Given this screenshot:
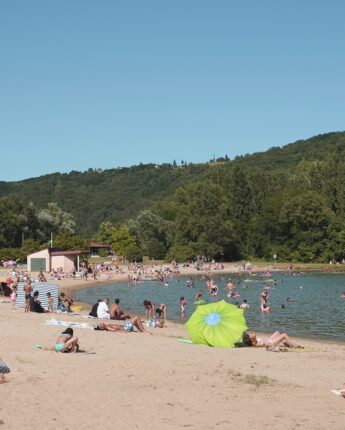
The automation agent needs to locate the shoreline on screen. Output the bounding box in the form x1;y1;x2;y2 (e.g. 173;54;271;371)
3;263;345;345
53;267;345;346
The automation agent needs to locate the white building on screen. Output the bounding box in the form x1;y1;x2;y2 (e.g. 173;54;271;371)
27;248;89;273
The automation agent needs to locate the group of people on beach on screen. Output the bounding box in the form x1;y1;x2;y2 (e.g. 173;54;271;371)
21;280;75;314
88;296;168;329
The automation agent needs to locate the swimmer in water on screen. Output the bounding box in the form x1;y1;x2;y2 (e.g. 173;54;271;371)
262;303;271;312
260;287;269;311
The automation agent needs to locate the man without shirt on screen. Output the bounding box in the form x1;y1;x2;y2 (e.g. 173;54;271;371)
109;298;131;320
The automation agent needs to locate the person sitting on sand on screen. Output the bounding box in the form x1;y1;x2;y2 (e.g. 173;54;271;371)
109;298;131;320
89;299;101;317
97;297;110;319
30;291;47;313
154;309;166;327
94;316;146;333
54;327;79;352
59;293;74;314
242;331;299;348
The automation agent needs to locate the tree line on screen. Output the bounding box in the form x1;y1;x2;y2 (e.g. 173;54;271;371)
1;131;345;263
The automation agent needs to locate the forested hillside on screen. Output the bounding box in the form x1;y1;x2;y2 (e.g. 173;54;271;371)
0;163;210;236
1;131;345;263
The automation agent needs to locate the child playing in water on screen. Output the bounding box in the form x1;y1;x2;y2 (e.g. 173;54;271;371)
180;297;187;313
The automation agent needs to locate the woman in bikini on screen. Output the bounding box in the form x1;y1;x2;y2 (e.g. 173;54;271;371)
94;315;146;333
243;331;298;348
54;328;79;352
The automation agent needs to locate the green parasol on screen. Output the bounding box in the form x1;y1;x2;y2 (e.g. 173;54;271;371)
185;300;247;348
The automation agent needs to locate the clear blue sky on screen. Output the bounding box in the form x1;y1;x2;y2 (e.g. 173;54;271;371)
1;0;344;181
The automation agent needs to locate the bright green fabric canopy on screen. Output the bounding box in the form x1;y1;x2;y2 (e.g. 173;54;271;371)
185;300;247;348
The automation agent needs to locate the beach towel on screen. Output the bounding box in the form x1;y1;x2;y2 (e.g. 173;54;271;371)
44;319;94;329
266;346;327;353
178;338;193;344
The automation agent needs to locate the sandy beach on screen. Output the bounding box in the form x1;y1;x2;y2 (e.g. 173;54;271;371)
1;264;345;429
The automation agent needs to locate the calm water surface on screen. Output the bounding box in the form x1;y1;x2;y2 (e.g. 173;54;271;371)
75;272;345;341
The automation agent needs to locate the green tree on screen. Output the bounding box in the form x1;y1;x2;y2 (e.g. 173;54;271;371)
0;196;40;247
172;182;234;259
165;244;195;262
95;221;117;244
53;234;88;251
278;192;335;261
38;203;75;238
111;225;142;261
128;210;174;258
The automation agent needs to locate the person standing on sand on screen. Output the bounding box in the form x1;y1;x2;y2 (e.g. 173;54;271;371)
23;280;33;312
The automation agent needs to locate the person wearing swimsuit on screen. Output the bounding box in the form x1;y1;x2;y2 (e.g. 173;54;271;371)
243;331;298;348
54;328;79;352
94;316;146;333
23;281;33;313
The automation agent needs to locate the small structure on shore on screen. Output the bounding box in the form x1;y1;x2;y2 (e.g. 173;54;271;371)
27;248;89;273
88;242;111;256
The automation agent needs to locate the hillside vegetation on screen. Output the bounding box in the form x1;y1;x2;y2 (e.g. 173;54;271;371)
1;131;345;263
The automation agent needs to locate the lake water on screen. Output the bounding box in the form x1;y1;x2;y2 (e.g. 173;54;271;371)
74;272;345;342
